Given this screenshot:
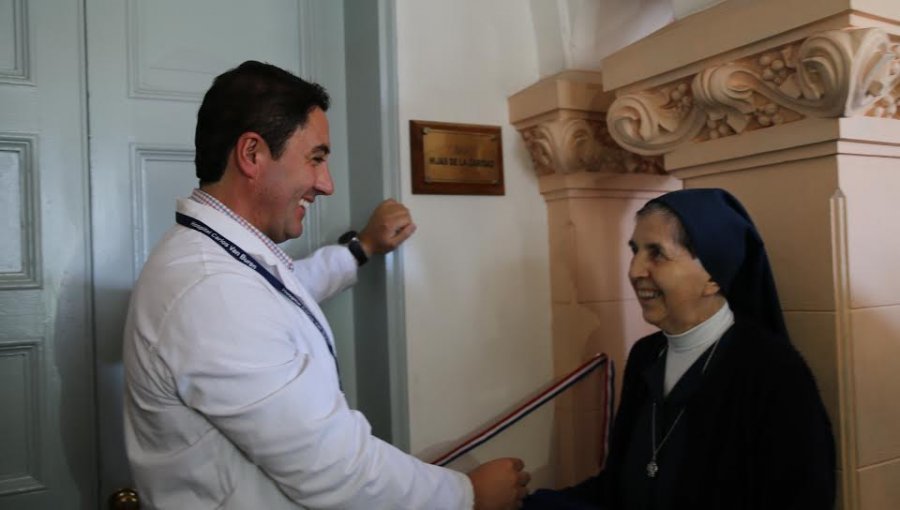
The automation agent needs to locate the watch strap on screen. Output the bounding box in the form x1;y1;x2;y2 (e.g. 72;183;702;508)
338;230;368;267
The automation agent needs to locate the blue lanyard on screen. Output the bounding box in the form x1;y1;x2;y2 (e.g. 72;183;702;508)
175;212;340;377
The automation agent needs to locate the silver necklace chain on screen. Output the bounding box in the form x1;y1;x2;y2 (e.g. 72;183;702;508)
646;338;721;479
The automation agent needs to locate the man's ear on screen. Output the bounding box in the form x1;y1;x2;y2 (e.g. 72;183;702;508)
234;132;268;179
703;278;722;297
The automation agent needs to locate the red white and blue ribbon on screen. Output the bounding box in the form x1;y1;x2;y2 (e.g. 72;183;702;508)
431;353;615;467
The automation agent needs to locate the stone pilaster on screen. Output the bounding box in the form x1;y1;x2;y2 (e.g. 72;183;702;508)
509;70;678;487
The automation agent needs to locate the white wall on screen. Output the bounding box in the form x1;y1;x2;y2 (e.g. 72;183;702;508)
393;0;556;486
671;0;727;19
530;0;674;76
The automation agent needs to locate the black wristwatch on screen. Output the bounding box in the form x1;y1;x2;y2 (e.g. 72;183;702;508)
338;230;368;267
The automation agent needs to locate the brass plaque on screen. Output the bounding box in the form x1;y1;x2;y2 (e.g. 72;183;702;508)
410;120;504;195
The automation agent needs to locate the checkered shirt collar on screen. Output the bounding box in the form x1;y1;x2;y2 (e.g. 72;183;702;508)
189;188;294;271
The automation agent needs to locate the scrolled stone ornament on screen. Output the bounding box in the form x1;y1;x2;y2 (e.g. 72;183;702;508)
692;63;759;135
606;88;707;156
706;28;900;119
605;27;900;156
521;125;558;176
559;118;606;173
790;28;894;116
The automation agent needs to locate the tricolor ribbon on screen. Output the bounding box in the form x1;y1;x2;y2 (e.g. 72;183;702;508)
431;353;615;467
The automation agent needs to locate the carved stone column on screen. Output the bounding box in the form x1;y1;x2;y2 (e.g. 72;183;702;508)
509;70;678;487
602;2;900;508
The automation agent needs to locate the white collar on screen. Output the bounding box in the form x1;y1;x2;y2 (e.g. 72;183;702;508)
664;302;734;353
176;197;289;273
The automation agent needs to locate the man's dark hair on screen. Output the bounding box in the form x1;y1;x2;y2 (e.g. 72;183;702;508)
636;200;696;257
195;60;330;184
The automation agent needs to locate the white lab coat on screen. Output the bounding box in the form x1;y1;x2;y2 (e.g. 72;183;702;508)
123;198;473;509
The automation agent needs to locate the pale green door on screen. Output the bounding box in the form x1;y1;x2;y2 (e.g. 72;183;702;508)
0;0;97;508
0;2;402;507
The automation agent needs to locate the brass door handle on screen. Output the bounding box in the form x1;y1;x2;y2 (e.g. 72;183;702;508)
108;488;140;510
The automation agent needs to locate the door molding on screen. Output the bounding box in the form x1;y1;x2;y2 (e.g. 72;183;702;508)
344;0;409;451
0;0;31;85
377;0;410;453
0;133;40;289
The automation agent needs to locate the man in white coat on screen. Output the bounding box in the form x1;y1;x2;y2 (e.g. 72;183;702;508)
123;60;529;509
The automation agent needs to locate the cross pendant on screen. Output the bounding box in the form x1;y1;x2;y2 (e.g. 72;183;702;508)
646;460;658;478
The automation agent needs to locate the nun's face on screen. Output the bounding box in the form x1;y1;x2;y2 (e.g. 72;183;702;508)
628;212;719;334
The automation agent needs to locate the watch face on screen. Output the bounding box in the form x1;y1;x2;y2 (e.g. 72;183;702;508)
338;230;358;245
345;237;368;266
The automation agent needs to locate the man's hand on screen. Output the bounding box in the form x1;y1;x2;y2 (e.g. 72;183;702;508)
468;457;530;510
357;199;416;256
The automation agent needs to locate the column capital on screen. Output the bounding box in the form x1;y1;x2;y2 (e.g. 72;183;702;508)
509;71;665;177
607;28;900;155
607;27;900;156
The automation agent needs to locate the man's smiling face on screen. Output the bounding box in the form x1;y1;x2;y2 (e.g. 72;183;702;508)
256;107;333;243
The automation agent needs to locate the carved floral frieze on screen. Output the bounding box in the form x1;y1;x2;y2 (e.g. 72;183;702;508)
607;28;900;155
519;117;664;176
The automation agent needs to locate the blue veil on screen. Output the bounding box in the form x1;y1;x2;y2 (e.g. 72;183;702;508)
649;188;789;341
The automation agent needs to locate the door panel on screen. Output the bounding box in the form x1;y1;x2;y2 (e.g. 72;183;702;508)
86;0;355;501
0;0;96;508
131;147;196;266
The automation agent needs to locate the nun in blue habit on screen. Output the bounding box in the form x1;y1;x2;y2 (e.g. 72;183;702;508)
525;188;835;510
